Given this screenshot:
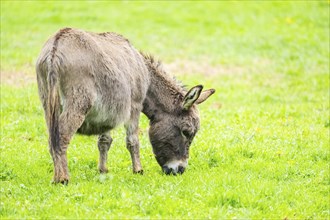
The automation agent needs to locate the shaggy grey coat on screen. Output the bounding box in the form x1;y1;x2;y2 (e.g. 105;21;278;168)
36;28;214;184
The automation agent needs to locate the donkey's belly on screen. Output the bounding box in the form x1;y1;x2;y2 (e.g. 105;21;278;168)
77;99;131;135
77;122;114;135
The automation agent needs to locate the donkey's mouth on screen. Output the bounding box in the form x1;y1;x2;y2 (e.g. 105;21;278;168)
162;165;185;175
162;159;187;175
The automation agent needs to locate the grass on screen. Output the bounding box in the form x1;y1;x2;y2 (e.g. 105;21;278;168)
1;1;329;219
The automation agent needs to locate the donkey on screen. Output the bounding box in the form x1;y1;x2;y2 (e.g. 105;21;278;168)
36;28;215;184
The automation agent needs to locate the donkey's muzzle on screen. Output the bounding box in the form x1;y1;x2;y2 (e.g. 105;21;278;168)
162;165;185;175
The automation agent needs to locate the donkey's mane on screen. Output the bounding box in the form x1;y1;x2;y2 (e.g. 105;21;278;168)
141;53;186;97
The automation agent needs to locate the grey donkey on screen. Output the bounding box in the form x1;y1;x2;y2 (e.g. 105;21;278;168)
36;28;215;184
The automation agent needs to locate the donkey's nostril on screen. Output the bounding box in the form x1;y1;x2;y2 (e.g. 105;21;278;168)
177;166;185;174
162;166;172;175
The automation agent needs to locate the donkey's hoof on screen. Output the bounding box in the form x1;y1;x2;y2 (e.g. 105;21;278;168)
60;179;69;185
133;169;144;175
52;176;69;185
99;166;109;174
52;180;69;185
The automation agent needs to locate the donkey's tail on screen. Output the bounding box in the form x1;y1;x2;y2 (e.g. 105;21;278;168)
47;67;61;155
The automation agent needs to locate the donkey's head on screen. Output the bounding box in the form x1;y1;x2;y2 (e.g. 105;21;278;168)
149;85;215;175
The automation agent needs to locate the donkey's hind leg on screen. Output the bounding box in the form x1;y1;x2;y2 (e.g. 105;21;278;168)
97;133;112;173
54;111;86;184
54;89;94;184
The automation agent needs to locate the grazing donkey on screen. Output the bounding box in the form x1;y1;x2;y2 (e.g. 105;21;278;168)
36;28;215;184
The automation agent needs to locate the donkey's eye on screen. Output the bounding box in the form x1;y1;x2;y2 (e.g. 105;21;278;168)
182;130;191;138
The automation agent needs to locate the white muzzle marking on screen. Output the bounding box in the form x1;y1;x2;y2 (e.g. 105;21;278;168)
164;159;188;173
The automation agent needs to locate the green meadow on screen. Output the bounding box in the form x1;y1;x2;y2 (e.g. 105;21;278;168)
1;1;329;219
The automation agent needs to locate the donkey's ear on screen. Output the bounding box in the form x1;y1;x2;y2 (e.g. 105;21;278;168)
195;88;216;105
182;85;203;110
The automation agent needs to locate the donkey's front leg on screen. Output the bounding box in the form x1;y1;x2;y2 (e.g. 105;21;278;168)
125;116;143;174
97;133;112;173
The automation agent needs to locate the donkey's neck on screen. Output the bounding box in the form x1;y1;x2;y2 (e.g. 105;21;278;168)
142;55;185;120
